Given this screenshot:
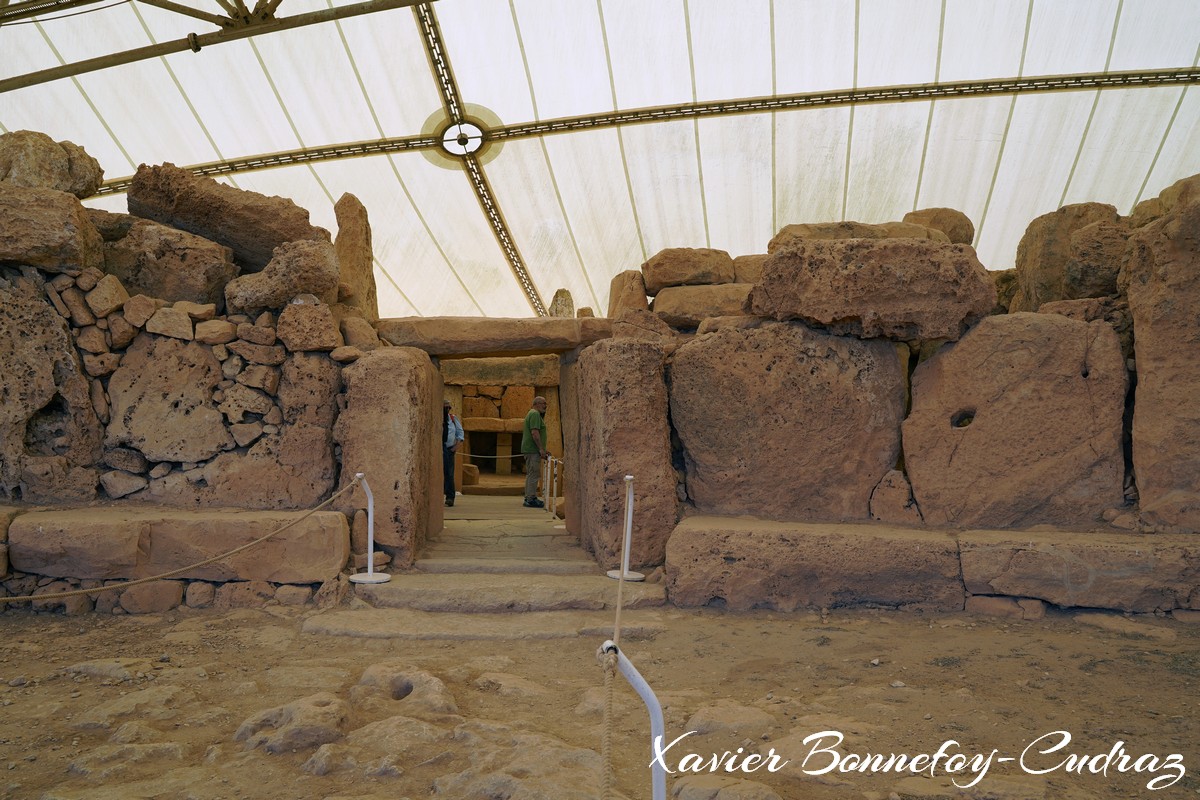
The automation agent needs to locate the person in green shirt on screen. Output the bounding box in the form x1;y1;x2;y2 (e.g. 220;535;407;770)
521;395;549;508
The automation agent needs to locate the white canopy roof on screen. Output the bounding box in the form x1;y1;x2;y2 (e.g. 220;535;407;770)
3;0;1198;317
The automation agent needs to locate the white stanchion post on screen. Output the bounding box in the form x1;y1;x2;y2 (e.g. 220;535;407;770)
601;640;666;800
606;474;645;582
348;473;390;584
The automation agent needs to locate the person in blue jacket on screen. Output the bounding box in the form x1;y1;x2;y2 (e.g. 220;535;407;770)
442;399;464;507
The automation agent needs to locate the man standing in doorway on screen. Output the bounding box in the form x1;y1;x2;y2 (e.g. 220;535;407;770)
521;395;549;508
443;399;464;507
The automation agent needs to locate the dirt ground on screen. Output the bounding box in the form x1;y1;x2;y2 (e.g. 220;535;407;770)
0;597;1197;800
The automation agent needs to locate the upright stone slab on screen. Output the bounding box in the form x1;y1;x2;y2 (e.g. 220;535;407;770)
127;163;330;271
1121;189;1200;530
669;322;905;521
748;238;994;342
607;270;649;318
576;339;676;569
903;313;1126;528
333;348;440;565
332;193;378;322
559;351;582;536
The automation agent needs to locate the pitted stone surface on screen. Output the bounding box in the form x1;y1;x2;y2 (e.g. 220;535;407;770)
903;313;1126;528
749;238;994;342
670;322;905;521
0;186;104;274
104;335;232;463
127;162;330;271
101;218;237;307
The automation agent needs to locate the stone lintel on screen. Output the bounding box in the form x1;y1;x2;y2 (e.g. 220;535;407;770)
7;509;348;584
440;354;560;387
377;317;611;357
461;417;524;433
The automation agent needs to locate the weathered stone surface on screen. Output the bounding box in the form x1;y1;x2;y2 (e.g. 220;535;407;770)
1039;296;1134;362
461;417;522;433
607;269;649;318
86;208;137;241
144;306;193;340
732;253;768;284
237;364;280;394
100;469;147;499
8;508;347;582
277;302;341;352
0;280;102;500
75;325;108;354
576;339;676;569
1009;203;1120;312
84;274;129;318
119;580;183;614
500;386;534;419
60;285;96;326
227;339;287;365
1121;189;1200;530
766;220;948;252
339;315;380;351
333;348;440;565
0;186;104;274
332;193;378;322
960;530;1200;612
547;288;574;318
440;355;560;387
238;322;276;345
122;294;158;327
175;300;216;321
0;130;103;198
641;247;735;296
104;447;148;474
105;335;232;462
672;774;783;800
19;457;97;503
101;218;238;307
431;720;603;800
904;313;1126;528
194;319;237;345
665;517;964;612
652;283;751;328
377;317;611;358
127;163;329;271
236;692;350;754
749;238;994;342
218;383;274;423
670;322;905;520
225;240;339;315
903;207;975;245
869;469;924;526
612;308;679;348
278;353;340;427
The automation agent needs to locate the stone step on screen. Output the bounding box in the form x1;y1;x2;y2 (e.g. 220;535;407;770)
414;556;599;575
354;572;665;613
302;607;665;640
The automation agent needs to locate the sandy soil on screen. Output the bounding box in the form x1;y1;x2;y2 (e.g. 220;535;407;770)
0;598;1197;800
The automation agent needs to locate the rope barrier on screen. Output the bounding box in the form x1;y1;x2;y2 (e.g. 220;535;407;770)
0;474;364;605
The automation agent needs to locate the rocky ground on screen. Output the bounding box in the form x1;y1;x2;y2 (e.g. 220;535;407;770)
0;598;1197;800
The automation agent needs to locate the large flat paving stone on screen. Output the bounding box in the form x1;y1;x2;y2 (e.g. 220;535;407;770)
301;608;666;640
355;572;664;612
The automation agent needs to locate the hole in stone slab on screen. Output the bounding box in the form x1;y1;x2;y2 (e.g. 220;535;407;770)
950;410;975;428
390;677;414;701
25;392;70;456
1081;367;1090;378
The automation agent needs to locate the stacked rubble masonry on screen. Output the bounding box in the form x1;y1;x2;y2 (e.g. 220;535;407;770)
0;132;433;614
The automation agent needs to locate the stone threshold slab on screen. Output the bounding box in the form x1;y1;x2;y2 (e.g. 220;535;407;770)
356;572;665;612
301;607;665;640
413;557;599;576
